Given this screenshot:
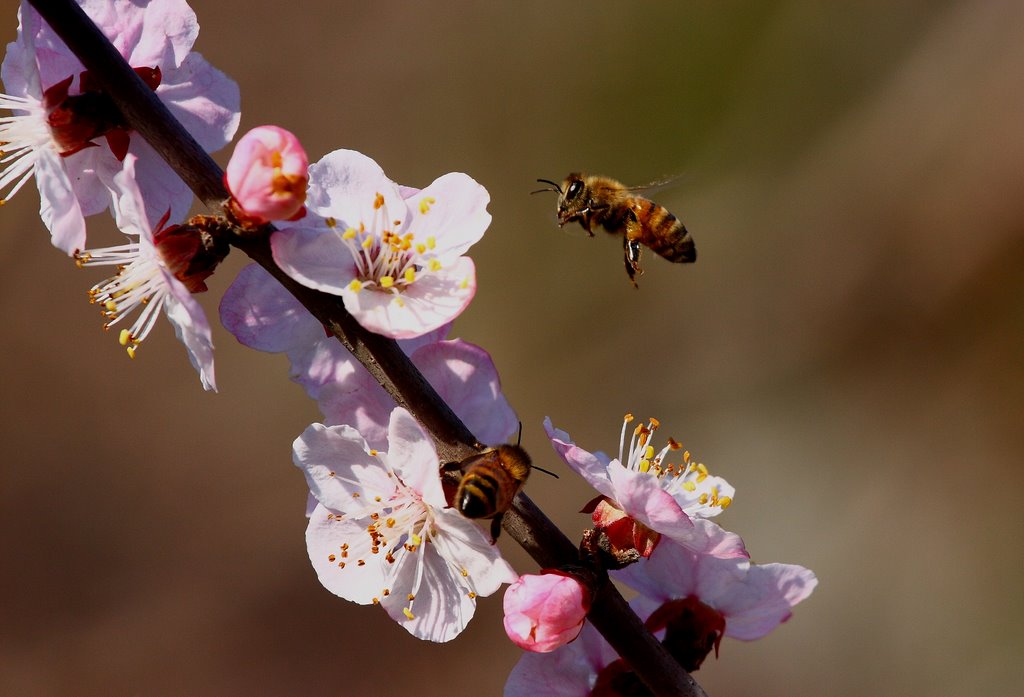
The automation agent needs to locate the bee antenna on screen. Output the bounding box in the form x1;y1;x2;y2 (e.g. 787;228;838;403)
515;422;523;446
532;464;559;479
531;178;563;195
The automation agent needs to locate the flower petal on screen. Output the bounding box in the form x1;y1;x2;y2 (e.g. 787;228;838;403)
382;408;446;507
162;275;216;391
34;147;85;254
293;423;393;514
305;503;389;605
413;339;518;445
432;509;518;596
219;263;324;353
404;172;491;259
379;537;477;642
711;562;818;641
544;418;615;498
270;221;357;295
305;149;404;228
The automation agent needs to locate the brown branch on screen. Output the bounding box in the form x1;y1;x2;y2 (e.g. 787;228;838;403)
25;2;707;695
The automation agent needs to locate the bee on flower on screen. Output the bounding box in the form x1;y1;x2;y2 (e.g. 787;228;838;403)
295;407;518;642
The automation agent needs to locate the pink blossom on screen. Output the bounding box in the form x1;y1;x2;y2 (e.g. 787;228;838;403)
615;536;817;646
225;125;308;225
270;149;489;338
296;407;517;642
505;541;816;693
219;263;517;448
0;0;240;254
545;414;747;560
503;572;591;653
74;154;215;390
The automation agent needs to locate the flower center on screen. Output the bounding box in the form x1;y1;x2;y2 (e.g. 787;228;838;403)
74;239;168;359
325;193;442;304
43;67;161;160
645;595;726;673
618;414;732;512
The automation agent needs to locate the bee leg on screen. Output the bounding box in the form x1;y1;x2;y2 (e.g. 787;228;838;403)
575;212;596;237
489;513;505;544
624;237;643;288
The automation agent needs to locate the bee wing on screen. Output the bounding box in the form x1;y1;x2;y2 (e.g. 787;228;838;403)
624;174;689;196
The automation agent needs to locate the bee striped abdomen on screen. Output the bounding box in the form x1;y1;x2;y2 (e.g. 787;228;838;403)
633;198;696;263
457;467;507;519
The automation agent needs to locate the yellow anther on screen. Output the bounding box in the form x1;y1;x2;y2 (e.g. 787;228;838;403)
325;216;337;228
105;300;118;312
403;607;415;620
404;268;416;283
415;243;426;254
697;463;709;476
418;196;436;214
380;275;395;288
649;417;660;429
361;237;373;249
639;459;651;473
126;346;137;359
624;413;634;423
682;481;696;492
428;259;442;272
459;277;469;289
411;533;422;545
369;449;378;456
684;450;691;463
644;445;655;459
426;236;436;250
349;279;363;292
118;329;132;347
373;192;385;209
342;227;357;239
394;296;406;307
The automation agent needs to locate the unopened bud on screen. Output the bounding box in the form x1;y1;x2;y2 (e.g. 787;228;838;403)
503;571;591;653
225;125;308;225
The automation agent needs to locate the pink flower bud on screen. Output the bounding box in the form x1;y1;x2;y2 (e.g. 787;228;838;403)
503;571;591;653
225;126;308;225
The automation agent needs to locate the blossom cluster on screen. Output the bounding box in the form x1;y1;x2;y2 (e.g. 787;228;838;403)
2;0;818;693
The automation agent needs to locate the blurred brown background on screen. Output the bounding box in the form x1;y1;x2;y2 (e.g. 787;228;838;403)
3;0;1023;694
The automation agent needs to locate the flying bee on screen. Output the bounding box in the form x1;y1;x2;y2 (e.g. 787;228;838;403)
533;173;696;287
455;444;533;543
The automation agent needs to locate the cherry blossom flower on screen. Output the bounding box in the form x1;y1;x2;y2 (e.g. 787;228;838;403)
616;534;818;671
545;414;747;560
74;155;216;390
505;540;816;693
0;0;240;254
270;149;490;339
503;571;591;653
225;125;308;225
219;263;517;447
295;407;518;642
